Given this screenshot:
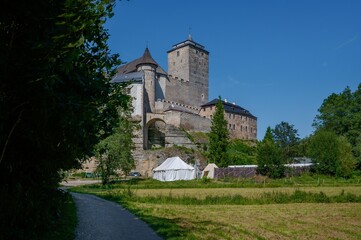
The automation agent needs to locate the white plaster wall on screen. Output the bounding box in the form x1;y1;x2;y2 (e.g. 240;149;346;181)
130;83;143;118
155;75;166;101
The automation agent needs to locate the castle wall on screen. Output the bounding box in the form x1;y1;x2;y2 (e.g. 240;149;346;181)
199;106;257;140
179;112;211;132
166;76;208;107
129;82;143;120
155;74;166;101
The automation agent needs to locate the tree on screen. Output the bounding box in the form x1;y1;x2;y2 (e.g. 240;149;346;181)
257;127;285;178
0;0;128;238
272;121;300;161
314;85;361;169
96;110;137;184
307;130;356;177
227;139;257;165
208;97;229;167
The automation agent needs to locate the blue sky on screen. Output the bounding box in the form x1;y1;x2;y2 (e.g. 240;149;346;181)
106;0;361;140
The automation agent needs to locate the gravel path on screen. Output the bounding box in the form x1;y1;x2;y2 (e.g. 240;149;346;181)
71;192;163;240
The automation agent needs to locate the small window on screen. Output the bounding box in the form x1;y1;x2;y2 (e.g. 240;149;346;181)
203;108;205;112
177;51;179;57
201;94;204;99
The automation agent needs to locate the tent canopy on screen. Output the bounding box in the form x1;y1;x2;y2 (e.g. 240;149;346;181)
201;163;218;179
153;156;195;181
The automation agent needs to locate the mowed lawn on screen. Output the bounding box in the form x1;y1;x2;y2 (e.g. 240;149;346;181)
133;202;361;240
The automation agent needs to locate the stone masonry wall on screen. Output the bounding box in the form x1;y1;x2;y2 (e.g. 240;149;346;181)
199;105;257;140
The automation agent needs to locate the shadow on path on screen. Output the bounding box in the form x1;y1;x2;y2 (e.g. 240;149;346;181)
71;192;163;240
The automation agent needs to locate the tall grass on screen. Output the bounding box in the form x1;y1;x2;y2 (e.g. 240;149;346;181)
113;190;361;205
72;174;361;192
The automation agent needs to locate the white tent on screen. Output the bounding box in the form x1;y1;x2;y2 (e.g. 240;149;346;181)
153;156;195;181
201;163;218;179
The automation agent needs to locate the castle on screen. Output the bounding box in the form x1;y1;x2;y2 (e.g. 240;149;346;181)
112;36;257;151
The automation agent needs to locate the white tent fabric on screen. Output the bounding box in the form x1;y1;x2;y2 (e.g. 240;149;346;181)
153;156;195;181
201;163;218;179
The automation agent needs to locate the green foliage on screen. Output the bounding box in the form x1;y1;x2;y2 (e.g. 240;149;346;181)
208;97;229;166
257;127;286;178
314;84;361;169
227;139;257;165
0;0;127;238
307;130;356;177
272;121;300;161
42;192;77;240
96;111;137;184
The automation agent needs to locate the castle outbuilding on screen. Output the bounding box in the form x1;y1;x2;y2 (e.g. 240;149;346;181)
199;99;257;139
112;36;257;151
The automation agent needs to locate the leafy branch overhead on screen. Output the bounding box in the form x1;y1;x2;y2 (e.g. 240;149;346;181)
0;0;130;238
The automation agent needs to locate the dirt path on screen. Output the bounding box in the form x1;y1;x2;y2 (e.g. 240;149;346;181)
71;192;162;240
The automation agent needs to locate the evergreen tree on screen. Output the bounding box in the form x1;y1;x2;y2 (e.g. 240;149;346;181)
257;127;285;178
208;97;229;167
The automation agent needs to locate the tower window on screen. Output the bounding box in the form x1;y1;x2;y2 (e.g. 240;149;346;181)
177;51;179;57
201;94;204;99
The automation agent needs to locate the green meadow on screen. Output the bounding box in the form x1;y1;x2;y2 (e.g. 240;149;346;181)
71;176;361;239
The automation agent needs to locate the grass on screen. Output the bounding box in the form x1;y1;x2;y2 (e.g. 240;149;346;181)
70;174;361;191
41;192;77;240
128;203;361;240
70;175;361;239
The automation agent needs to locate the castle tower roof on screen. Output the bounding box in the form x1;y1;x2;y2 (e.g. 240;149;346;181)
116;48;167;75
136;47;158;68
167;36;209;54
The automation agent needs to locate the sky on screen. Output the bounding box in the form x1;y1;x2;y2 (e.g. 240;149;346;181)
105;0;361;140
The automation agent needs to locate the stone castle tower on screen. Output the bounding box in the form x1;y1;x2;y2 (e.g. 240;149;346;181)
136;48;158;113
167;35;209;107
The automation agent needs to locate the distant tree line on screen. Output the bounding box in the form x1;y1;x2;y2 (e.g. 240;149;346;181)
208;85;361;178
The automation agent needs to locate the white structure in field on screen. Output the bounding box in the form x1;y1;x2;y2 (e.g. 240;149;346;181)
153;156;195;181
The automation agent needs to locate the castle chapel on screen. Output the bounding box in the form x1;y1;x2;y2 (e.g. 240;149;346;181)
112;36;257;150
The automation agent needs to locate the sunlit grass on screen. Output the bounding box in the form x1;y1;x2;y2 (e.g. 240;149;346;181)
128;203;361;240
70;175;361;239
129;186;361;199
